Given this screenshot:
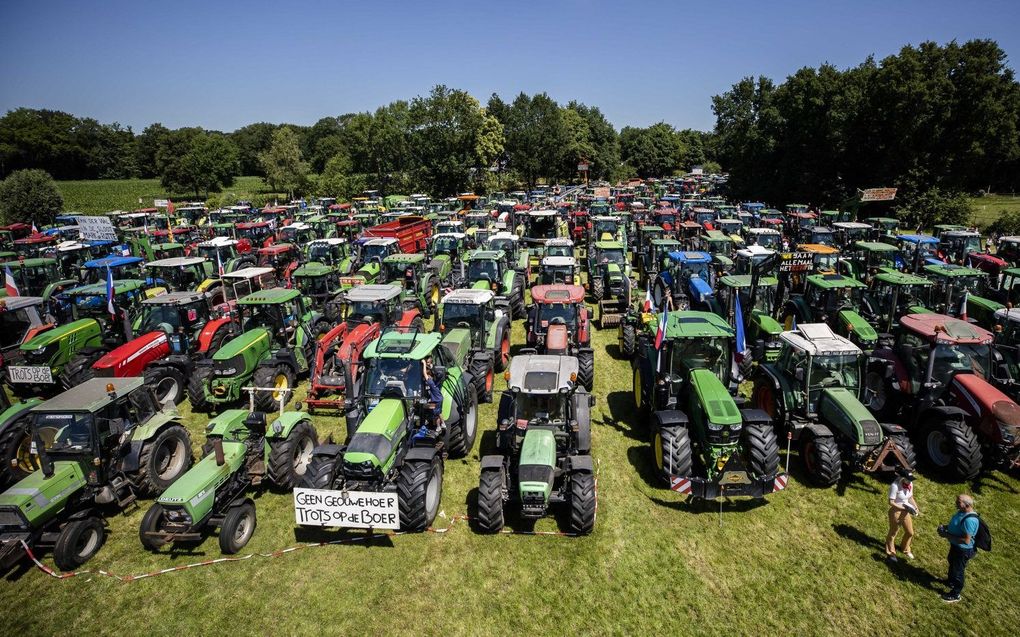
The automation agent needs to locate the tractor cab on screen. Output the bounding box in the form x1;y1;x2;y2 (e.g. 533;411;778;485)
702;230;736;273
522;210;561;248
648;311;736;391
502;355;581;432
922;264;999;324
997;236;1020;265
715;218;744;237
304;238;349;268
783;274;876;350
775;323;864;414
13;233;58;257
538;256;578;285
277;222;318;245
543;237;575;259
801;226;836;247
798;244;841;273
848;241;904;279
940;230;983;264
865;217;901;241
745;227;782;250
133;291;214;352
80;256;145;285
895;234;944;271
888;314;995;398
256;243;301;283
435;288;494;339
382;252;429;293
0;258;74;301
292;263;342;317
592;216;623;243
526;285;588;354
716;274;782;362
434;219;465;236
194;237;249;273
690;207;717;230
641;238;681;283
0;295;51;362
655;251;716;312
465;250;509;291
63;280;148;337
143;257;212;292
237;288;309;350
235;221;274;250
220;267;279;307
866;271;934;333
833;222;873;250
342;284;405;328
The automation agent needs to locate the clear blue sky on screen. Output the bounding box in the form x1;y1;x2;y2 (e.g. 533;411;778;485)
2;0;1018;133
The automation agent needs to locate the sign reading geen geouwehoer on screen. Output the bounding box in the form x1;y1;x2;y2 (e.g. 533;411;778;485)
293;488;399;529
779;251;814;272
73;215;117;241
860;187;897;202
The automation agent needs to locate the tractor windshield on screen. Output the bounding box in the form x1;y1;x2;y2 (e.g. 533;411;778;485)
467;259;500;282
809;353;861;408
541;266;574;284
546;244;572;258
278;226;308;243
751;233;781;249
440;303;482;330
138;304;184;333
488;239;515;255
307;243;339;264
517;392;566;423
537;303;576;327
594;220;619;238
149;266;201;291
669;337;728;379
82;263;141;284
598;248;626;265
41;412;94;455
346;300;388;324
681;261;711;281
11;264;55;295
295;275;331;297
930;343;991;382
432;236;461;256
362;243;392;262
525;216;558;239
363;358;422;398
242;303;289;335
0;308;34;349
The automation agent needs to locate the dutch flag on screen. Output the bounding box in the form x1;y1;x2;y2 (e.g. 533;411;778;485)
643;280;654;313
958;290;969;321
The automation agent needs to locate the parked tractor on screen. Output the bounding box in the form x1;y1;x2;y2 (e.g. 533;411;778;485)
340;237;401;290
524;284;594;390
716;273;783;366
435;289;511;403
189;288;320;413
632;311;785;500
586;240;633;327
752;324;915;486
865;314;1020;479
0;378;192;571
465;250;525;319
780;273;878;351
256;243;302;285
863;271;933;335
427;232;469;287
381;253;441;318
651;250;718;314
0;258;77;303
193;237;256;273
0;296;55;371
537;256;579;285
140;406;317;554
476;355;596;534
485;231;531;282
302;329;479;531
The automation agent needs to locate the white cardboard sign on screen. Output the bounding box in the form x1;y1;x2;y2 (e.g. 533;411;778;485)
73;215;117;241
293;488;400;529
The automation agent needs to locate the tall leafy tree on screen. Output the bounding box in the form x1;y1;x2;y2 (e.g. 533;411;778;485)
259;126;310;197
0;168;63;225
500;92;568;186
620;123;682;178
231;122;278;176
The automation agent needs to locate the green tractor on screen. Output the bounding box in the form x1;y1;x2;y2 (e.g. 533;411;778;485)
863;271;934;335
140;405;317;554
587;240;633;327
0;394;43;487
476;354;596;534
632;311;785;500
716;273;783;366
465;249;525;319
292;262;343;322
340;237;401;290
435;289;512;403
0;257;78;303
752;323;915;486
427;232;469;287
301;329;479;532
304;238;353;273
193;237;257;274
189;288;321;413
922;264;1003;329
381;253;441;318
0;378;192;571
780;273;878;351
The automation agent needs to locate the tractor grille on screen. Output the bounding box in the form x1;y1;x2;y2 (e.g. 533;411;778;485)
860;420;882;446
215;355;243;377
343;459;381;482
0;507;27;530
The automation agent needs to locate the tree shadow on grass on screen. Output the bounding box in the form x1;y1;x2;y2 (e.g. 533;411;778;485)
969;470;1019;497
832;523;942;592
598;391;645;441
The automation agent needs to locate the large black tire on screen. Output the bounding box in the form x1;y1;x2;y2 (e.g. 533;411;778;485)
219;501;256;554
591;278;605;302
302;453;342;489
744;422;780;479
653;425;693;484
921;419;983;480
139;503;170;550
620;323;636;358
145;365;186;406
577;350;594;391
53;517;105;571
267;421;317;489
800;432;842;487
469;357;494;404
187;366;214;413
205;326;231;357
397;456;443;532
569;472;596;534
447;389;478;458
0;414;34;487
494;328;511;372
888;433;917;471
476;469;505;533
136;425;192;495
510;281;525;320
864;369;897;420
254;364;295;413
59;350;103;389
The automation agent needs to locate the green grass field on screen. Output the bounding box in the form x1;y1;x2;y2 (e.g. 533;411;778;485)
56;177;271;215
2;316;1018;636
969;194;1020;228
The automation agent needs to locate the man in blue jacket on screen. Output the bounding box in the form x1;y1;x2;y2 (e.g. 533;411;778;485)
937;494;980;603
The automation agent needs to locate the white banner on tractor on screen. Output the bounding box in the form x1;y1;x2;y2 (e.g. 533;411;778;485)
293;488;399;529
73;215;117;241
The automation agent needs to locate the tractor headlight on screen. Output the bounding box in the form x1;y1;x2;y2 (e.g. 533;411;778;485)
273;420;284;435
164;507;192;525
999;421;1017;444
706;421;723;431
730;422;742;433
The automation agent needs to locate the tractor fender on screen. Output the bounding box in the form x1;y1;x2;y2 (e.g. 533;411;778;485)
739;408;773;427
310;443;345;460
567;454;594;474
197;317;237;354
653;409;689;430
204;409;249;437
485;315;511;351
480;454;505;472
801;422;835;439
262;349;299;373
122;412;185;472
922;405;968;426
405;446;438;463
879;422;908;435
265;413;311;441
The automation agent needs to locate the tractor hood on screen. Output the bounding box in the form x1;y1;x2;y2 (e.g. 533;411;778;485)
688;276;714;303
92;330;170;375
818;388;882;447
838;310;878;344
689;369;741;427
751;310;784;336
0;461;86;528
158;440;247;521
518;428;556;504
21;318;98;352
344;399;407;471
213;327;270;361
471;279;494;291
951;374;1019;424
439;328;472;368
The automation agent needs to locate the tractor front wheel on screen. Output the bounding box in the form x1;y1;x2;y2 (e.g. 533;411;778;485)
53;516;105;571
569;472;596;535
577;350;594;391
653;426;693;484
922;420;982;480
139;504;170;550
398;456;443;532
744;422;780;479
447;390;478;458
59;350;103;389
620;323;636;358
476;468;505;533
469;357;494;404
800;432;842;487
254;365;295;412
219;501;256;554
888;433;917;472
136;425;192;495
591;278;605;302
267;420;318;489
145;365;186;406
302;453;342;490
187;366;214;413
495;329;511;372
0;414;35;487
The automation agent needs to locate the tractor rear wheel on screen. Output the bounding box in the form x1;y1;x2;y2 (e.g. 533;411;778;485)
398;456;443;532
592;278;605;302
510;284;525;320
494;329;511;372
219;501;256;554
569;472;596;535
447;390;478;458
751;380;781;425
888;433;917;472
620;323;636;358
653;426;692;484
744;422;780;479
145;365;186;406
59;350;103;389
136;425;192;495
267;420;318;489
53;516;105;571
187;366;214;413
302;454;342;490
476;469;505;533
864;369;896;420
139;503;170;550
577;350;594;391
254;364;295;412
0;414;35;487
469;357;493;404
800;432;842;486
922;420;982;480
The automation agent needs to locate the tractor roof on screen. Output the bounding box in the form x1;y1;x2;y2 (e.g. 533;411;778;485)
798;244;839;254
221;266;275;280
942;230;981;238
1;257;55;268
922;264;985;278
366;330;442;360
489;231;518;241
507;354;578;394
651;310;733;339
901;313;993;344
718;274;778;288
592;215;619;221
594;240;625;249
874;271;932;286
807;273;866;289
469;250;504;260
34;377;144;413
528;209;557;217
897;234;939;244
292;263;334;277
83;256;143;268
258;242;296;254
650;238;681;246
144;256;207;268
747;227;781;236
541;256;576;267
833;221;871;230
545;238;574;247
666;250;712;264
531;284;585;304
383;252;425;264
781;323;861;356
363;237;398;247
854;241;898;252
283;222;311;230
995;307;1020;324
142;290;207;306
309;237;347;246
346;283;402;302
237;287;300;305
441;288;494;305
1000;235;1020;244
197;237;238;247
0;295;45;310
66;279;146;296
432;232;466;240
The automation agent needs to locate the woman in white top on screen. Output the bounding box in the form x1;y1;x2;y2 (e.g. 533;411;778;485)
886;468;920;561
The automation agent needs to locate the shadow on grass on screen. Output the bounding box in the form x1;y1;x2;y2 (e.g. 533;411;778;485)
292;526;396;548
2;559;34;582
648;494;770;514
832;523;943;592
464;485;550;535
970;470;1020;496
605;343;626;360
598;391;645;441
626;445;660;489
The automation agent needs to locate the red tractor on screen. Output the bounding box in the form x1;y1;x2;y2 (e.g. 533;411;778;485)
524;284;594;390
235;221;275;252
90;291;238;405
866;313;1020;480
257;243;302;286
304;284;424;414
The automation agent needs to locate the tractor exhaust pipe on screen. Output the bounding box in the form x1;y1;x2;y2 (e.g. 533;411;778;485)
213;438;225;466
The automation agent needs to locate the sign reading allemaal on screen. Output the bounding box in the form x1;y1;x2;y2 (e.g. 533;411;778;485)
293;488;400;529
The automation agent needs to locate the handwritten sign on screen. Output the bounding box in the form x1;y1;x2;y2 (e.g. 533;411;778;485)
778;251;814;272
293;488;399;529
73;215;117;241
860;188;897;202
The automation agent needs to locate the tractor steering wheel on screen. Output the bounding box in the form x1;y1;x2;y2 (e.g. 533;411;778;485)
549;317;566;325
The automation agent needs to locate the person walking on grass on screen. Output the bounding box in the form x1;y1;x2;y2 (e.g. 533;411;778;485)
886;468;919;562
938;494;980;603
